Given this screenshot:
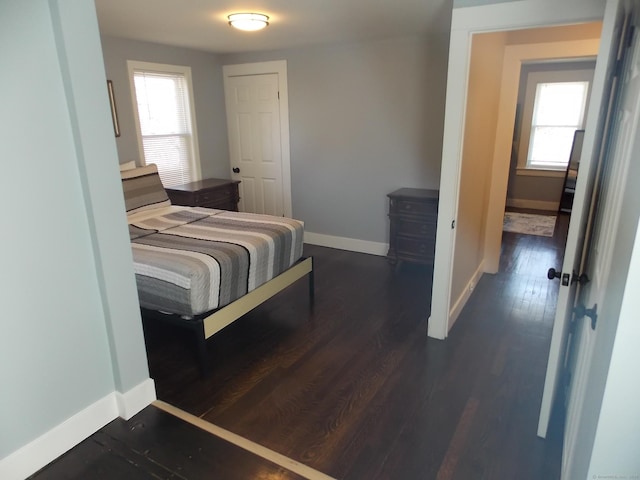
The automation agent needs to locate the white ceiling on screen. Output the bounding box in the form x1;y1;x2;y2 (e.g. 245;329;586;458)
94;0;453;54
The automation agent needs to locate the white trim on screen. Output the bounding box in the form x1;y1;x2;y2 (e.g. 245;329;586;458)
0;379;156;480
515;168;566;178
154;401;337;480
447;261;485;331
506;198;560;211
517;69;594;172
126;60;203;182
222;61;293;218
115;378;157;420
0;394;118;480
304;231;388;257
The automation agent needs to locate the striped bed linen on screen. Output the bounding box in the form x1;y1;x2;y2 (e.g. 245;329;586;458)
128;208;304;317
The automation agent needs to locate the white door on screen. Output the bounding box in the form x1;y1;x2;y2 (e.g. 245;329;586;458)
562;6;639;476
537;0;630;438
225;73;284;216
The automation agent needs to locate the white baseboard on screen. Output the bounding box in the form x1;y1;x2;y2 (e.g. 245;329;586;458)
0;379;156;480
448;261;485;331
116;378;156;420
304;231;388;257
0;394;117;480
506;198;559;211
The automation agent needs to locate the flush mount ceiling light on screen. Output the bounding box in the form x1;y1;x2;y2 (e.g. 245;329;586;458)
228;13;269;31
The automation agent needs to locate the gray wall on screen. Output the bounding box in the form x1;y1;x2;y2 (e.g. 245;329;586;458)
100;36;231;179
222;35;449;243
0;0;149;460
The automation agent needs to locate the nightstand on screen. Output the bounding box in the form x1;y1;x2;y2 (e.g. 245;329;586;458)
165;178;240;211
387;188;439;266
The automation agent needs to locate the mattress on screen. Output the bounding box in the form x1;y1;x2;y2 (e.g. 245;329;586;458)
128;206;304;316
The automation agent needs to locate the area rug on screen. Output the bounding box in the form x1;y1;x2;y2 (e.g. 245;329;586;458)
503;212;556;237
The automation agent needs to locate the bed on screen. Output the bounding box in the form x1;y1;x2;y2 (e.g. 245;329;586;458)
121;164;314;374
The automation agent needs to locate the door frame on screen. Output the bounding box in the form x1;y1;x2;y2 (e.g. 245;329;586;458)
222;60;293;217
429;0;607;340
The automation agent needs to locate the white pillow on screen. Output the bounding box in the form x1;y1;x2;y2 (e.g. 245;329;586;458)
119;160;137;172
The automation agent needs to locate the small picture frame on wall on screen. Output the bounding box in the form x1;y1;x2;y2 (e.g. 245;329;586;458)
107;80;120;137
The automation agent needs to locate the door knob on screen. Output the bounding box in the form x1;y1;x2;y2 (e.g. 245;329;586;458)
233;167;240;173
548;268;570;286
573;303;598;330
547;268;561;280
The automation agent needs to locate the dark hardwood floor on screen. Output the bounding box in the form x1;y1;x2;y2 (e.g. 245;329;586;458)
33;210;569;479
29;406;306;480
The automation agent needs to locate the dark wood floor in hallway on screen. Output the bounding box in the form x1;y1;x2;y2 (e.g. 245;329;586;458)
33;212;569;479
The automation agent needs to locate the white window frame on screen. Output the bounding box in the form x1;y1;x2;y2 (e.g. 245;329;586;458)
517;68;593;177
127;60;202;184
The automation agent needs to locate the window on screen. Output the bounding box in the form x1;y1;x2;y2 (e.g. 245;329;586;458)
527;82;589;170
516;67;593;175
128;61;200;187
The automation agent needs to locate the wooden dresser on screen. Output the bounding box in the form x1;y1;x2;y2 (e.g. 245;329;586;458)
165;178;240;211
387;188;439;266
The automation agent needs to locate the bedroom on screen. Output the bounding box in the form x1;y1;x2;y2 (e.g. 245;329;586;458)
1;1;639;480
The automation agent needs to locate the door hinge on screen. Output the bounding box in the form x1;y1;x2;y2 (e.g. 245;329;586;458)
627;25;635;48
615;23;635;76
573;303;598;330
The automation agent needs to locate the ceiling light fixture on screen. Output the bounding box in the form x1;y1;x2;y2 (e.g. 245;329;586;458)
228;13;269;31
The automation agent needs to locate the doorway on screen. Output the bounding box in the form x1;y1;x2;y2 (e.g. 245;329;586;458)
429;15;602;327
434;24;602;339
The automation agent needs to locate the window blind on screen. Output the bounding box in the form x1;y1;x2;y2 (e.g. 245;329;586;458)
527;81;589;170
133;70;195;187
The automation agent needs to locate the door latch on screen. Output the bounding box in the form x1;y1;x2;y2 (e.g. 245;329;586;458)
573;303;598;330
571;271;590;286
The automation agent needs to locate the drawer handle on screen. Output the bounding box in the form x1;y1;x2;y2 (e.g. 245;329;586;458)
404;204;412;210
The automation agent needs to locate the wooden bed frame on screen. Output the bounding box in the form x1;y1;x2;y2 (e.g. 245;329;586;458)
142;256;314;376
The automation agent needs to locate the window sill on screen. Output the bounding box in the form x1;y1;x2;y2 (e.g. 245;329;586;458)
516;168;566;178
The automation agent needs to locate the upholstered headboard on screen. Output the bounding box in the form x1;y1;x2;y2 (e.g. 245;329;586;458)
120;164;171;214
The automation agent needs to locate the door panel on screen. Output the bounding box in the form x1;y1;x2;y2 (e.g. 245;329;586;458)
563;15;640;476
225;73;284;216
537;0;627;438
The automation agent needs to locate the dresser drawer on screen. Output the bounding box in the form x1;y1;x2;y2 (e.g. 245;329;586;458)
396;236;435;261
386;188;438;266
396;218;437;238
194;187;232;206
393;198;438;217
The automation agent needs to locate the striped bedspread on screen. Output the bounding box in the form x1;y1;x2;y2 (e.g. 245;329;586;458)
128;207;304;316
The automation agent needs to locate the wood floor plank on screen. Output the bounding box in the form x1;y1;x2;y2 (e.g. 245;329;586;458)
139;212;568;480
30;406;308;480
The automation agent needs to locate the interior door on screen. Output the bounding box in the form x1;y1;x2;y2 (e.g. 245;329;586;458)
225;73;284;216
562;8;638;476
537;0;629;438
